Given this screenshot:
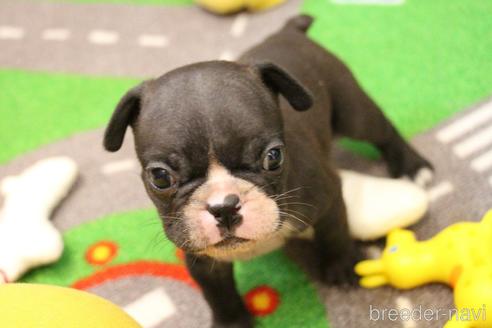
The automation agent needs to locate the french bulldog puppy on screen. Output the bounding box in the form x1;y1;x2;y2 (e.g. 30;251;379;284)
103;15;432;328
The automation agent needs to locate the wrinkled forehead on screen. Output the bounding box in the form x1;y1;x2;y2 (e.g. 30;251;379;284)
142;66;280;123
134;75;283;176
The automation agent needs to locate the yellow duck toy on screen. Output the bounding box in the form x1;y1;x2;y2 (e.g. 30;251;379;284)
355;209;492;328
196;0;285;15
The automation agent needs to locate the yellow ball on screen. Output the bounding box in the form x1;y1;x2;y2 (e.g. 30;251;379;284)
196;0;285;15
0;284;141;328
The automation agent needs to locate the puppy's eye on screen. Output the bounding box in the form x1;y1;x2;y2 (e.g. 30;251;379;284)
149;167;175;190
263;147;284;171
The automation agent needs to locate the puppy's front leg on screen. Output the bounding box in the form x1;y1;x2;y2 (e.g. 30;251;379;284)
313;192;361;285
185;254;253;328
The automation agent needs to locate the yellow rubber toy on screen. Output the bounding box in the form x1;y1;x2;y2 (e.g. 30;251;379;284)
0;283;141;328
196;0;285;15
355;209;492;328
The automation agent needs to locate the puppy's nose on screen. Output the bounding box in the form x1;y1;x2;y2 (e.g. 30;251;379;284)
207;194;242;230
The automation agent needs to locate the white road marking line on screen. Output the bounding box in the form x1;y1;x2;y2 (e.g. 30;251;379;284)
230;13;248;37
413;167;434;188
88;30;119;45
453;124;492;158
124;288;176;328
332;0;404;4
471;148;492;172
101;159;137;175
41;28;71;41
489;176;492;187
395;296;417;328
0;26;25;40
219;50;234;61
427;181;454;202
436;100;492;143
138;34;169;48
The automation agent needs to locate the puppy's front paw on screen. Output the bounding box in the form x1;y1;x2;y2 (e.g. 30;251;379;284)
383;147;434;186
320;249;362;287
212;314;254;328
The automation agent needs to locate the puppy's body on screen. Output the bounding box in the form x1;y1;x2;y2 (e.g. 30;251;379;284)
104;15;431;328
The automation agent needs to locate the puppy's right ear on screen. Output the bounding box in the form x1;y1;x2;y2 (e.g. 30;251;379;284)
103;83;143;152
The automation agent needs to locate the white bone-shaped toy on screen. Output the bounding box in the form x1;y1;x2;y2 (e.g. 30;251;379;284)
0;157;78;283
341;169;429;241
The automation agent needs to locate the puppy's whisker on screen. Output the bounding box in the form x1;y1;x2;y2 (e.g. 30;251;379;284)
142;221;162;228
278;210;310;221
161;215;185;221
279;210;306;223
188;200;206;207
271;187;304;200
209;258;217;273
190;255;199;269
257;181;277;191
278;201;317;209
281;186;304;194
179;239;192;250
279;208;311;221
278;210;307;226
146;230;168;252
162;214;183;219
244;180;276;197
272;189;300;197
243;183;259;195
141;217;162;227
271;195;299;202
278;221;299;234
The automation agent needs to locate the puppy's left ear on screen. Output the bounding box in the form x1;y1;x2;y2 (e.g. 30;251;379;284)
103;83;144;152
256;63;313;111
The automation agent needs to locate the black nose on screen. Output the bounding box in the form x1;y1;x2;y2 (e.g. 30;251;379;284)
207;194;242;230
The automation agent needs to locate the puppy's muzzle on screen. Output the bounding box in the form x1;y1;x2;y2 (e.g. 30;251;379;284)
206;194;243;232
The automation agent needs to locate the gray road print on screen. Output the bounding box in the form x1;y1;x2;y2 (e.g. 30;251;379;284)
0;0;301;78
0;130;150;231
90;277;211;328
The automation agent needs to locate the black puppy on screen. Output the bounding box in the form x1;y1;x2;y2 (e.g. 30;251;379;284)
104;15;431;328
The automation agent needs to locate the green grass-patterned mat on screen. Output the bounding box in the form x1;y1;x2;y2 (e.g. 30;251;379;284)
21;210;329;327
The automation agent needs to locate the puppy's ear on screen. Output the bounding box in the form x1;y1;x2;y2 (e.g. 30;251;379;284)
256;63;313;111
103;83;144;152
